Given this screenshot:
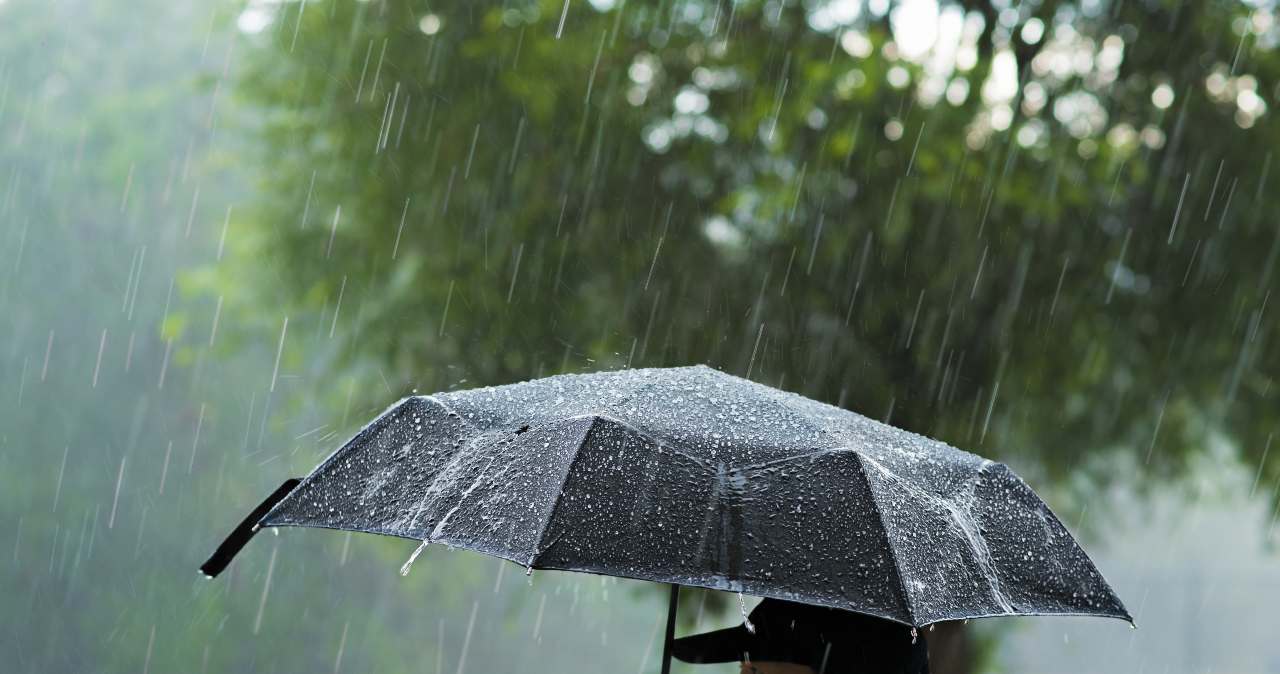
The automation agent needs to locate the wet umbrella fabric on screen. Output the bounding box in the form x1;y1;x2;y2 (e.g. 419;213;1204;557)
201;365;1129;669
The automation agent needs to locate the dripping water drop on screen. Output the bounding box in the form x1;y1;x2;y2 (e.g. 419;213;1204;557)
400;540;429;576
739;592;755;634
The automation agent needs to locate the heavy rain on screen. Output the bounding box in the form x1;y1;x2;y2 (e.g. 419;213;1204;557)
1;0;1277;672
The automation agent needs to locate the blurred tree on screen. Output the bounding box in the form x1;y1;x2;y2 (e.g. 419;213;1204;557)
212;0;1278;670
3;0;608;668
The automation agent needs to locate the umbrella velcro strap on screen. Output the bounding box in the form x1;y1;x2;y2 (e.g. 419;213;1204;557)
199;478;302;578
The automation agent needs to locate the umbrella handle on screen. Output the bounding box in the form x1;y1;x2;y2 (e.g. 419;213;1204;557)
199;478;301;578
660;583;680;674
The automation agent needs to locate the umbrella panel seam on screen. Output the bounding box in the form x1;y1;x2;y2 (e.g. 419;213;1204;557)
851;452;918;626
526;415;601;567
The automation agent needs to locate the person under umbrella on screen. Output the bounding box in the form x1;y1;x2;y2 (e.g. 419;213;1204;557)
673;597;929;674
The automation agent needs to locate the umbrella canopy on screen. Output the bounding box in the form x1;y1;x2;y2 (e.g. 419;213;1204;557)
202;364;1129;630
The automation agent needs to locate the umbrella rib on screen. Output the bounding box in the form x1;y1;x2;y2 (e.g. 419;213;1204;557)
941;461;1017;616
525;415;603;568
886;456;1018;618
730;445;856;472
524;412;702;567
851;453;918;627
265;395;479;532
563;411;712;465
256;396;429;532
287;396;421;485
422;394;483;434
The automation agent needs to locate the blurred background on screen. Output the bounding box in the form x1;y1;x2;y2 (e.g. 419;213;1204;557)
1;0;1277;671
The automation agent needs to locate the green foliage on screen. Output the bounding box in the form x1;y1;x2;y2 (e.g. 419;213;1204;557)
222;0;1276;506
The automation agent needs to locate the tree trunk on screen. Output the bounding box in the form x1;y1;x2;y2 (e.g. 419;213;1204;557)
926;622;974;674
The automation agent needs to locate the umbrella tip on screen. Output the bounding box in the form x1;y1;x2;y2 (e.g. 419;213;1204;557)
198;556;226;578
197;477;302;581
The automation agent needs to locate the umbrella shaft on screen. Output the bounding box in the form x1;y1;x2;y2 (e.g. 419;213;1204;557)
660;584;680;674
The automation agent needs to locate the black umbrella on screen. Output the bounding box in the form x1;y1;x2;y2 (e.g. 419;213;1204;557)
202;365;1129;672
